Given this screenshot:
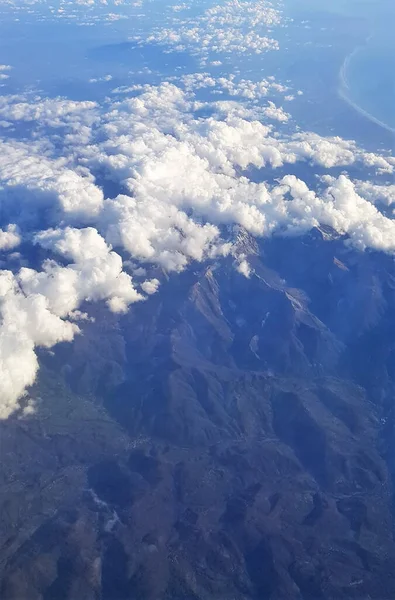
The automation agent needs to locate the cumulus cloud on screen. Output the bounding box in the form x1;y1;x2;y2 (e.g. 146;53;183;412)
74;81;395;259
141;278;160;294
179;72;291;102
277;174;395;251
89;75;113;83
0;270;79;419
69;309;95;322
0;95;97;128
32;227;143;314
0;224;20;250
352;179;395;207
35;226;110;263
0;139;104;224
262;101;290;122
0;227;143;417
0;65;11;81
136;0;282;61
0;73;394;418
235;258;251;278
0;0;145;25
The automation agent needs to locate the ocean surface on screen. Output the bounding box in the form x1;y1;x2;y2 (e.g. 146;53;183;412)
342;31;395;133
328;0;395;136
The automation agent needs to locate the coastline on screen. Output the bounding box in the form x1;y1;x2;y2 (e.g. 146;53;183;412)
338;36;395;136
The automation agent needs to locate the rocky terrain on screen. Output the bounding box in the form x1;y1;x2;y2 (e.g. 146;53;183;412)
1;227;395;599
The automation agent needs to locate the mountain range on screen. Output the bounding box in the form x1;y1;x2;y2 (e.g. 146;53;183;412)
1;226;395;599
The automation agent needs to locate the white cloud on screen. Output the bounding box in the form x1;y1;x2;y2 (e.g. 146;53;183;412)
0;224;21;250
0;270;79;419
141;278;160;294
354;180;395;206
325;176;395;208
138;0;282;60
179;72;291;101
0;73;394;418
262;101;290;122
89;74;113;83
284;133;357;168
0;139;104;224
172;4;189;12
0;65;11;81
0;226;143;417
35;226;110;263
0;95;98;132
236;258;251;277
31;227;143;316
0;0;147;25
69;309;95;322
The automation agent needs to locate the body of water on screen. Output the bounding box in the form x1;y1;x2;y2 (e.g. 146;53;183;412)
339;11;395;134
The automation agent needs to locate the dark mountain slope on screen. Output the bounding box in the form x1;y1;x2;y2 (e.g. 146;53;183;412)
1;228;395;599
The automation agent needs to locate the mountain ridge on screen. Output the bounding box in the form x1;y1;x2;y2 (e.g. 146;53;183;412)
1;228;395;599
